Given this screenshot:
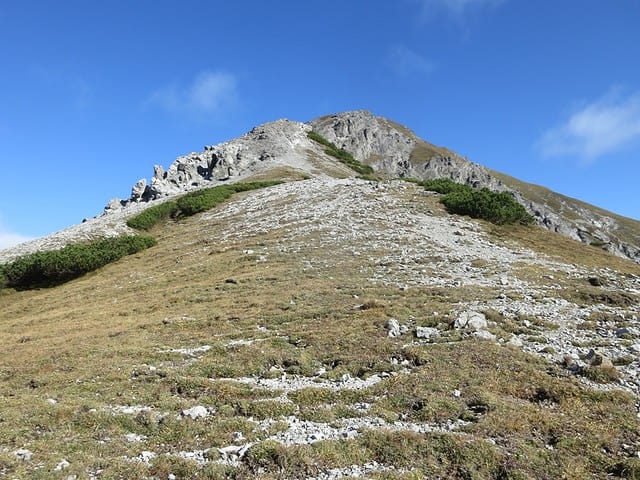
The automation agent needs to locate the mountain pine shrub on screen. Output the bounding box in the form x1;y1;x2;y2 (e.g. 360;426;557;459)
1;235;156;289
419;178;534;226
127;181;283;230
126;200;179;230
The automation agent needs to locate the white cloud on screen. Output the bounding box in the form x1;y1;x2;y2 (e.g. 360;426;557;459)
387;45;435;77
416;0;505;18
148;71;238;116
538;89;640;161
0;220;33;250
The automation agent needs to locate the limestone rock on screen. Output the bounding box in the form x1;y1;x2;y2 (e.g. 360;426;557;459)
472;330;497;341
131;178;147;202
181;405;210;419
454;311;488;331
385;318;401;337
14;448;32;462
415;326;440;340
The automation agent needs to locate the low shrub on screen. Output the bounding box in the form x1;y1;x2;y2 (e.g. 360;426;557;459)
126;200;178;230
418;178;534;226
176;186;235;217
127;181;283;230
420;178;467;194
307;131;374;176
1;235;156;289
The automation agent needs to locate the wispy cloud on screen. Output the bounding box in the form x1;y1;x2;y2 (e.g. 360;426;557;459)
538;89;640;162
147;71;238;116
0;218;33;250
387;45;435;77
32;66;94;110
415;0;505;18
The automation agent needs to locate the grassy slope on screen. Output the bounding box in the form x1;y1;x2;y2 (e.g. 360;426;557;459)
491;170;640;248
0;184;639;479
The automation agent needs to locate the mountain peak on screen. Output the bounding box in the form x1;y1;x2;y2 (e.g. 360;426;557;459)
1;111;638;264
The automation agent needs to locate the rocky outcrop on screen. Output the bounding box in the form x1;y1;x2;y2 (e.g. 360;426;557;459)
107;119;327;208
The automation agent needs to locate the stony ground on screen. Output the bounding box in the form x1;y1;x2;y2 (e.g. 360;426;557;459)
1;178;639;479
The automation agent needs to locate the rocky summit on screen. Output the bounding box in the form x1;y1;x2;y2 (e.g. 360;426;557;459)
1;111;639;479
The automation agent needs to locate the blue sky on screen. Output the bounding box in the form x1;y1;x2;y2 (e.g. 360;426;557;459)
1;0;639;248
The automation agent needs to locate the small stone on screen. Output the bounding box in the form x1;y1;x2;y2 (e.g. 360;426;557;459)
385;318;401;337
14;448;32;462
232;431;245;443
47;398;58;405
181;406;209;419
615;327;632;337
453;389;462;397
139;451;156;464
455;311;488;331
508;337;524;347
55;459;70;471
588;276;603;287
628;344;640;353
125;433;147;442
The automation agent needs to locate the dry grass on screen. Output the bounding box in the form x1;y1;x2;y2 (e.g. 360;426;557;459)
1;181;638;479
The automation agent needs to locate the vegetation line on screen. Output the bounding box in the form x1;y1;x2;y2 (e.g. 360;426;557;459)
126;181;283;230
307;130;376;177
0;181;283;290
0;235;157;290
411;178;535;226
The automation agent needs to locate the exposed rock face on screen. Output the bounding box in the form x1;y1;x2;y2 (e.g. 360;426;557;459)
309;110;416;177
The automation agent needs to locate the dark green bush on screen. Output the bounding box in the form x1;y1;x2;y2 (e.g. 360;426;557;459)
420;178;467;194
126;200;178;230
127;181;283;230
176;186;235;217
1;235;156;289
176;181;283;217
307;131;374;176
420;178;534;226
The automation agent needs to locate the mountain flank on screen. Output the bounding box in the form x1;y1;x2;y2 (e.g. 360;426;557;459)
1;111;639;478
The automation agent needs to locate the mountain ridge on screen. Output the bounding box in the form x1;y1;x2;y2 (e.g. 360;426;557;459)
1;110;638;265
